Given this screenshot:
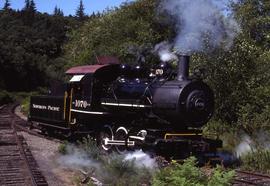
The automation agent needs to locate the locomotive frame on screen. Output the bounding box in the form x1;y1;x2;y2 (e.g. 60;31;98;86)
28;55;222;160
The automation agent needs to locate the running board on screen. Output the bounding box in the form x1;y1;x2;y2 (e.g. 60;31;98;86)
36;122;69;130
104;139;135;146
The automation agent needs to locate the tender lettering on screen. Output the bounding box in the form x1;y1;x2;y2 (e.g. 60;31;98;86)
48;105;60;111
32;104;60;112
32;104;47;110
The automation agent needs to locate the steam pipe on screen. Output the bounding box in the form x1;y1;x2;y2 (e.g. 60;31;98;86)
177;55;190;81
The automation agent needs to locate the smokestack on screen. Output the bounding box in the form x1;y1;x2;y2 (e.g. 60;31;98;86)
177;55;190;81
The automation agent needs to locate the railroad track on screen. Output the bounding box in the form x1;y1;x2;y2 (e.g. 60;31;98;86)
4;103;270;186
0;104;48;186
10;104;63;143
234;170;270;185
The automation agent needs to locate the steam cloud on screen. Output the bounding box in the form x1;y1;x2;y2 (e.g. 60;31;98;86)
235;135;252;157
57;145;99;170
158;0;240;54
57;144;157;184
235;130;270;157
124;150;157;169
154;41;177;62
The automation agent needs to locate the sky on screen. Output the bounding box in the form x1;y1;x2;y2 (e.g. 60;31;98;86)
0;0;133;15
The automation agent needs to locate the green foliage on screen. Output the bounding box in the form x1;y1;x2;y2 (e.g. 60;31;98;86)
153;157;207;186
64;0;172;67
0;90;13;105
76;0;87;21
152;157;235;186
208;166;235;186
70;137;152;186
241;149;270;174
232;0;270;48
75;137;149;185
58;142;68;155
101;153;152;186
191;1;269;136
21;96;30;115
3;0;11;10
0;7;79;91
77;136;102;161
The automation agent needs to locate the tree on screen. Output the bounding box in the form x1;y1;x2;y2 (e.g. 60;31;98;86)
29;0;36;12
53;6;63;16
192;0;270;134
3;0;11;10
232;0;270;48
76;0;86;21
65;0;171;67
23;0;35;12
23;0;30;10
0;6;77;91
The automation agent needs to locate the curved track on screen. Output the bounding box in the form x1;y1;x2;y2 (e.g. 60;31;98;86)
5;103;270;186
0;104;48;186
233;170;270;185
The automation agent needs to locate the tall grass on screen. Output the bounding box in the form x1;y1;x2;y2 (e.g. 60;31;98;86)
241;149;270;174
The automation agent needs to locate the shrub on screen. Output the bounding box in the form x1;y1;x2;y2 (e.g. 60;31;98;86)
21;96;31;115
77;136;102;161
152;157;235;186
100;153;153;186
241;149;270;173
58;142;68;155
208;166;235;186
0;90;13;105
66;138;234;186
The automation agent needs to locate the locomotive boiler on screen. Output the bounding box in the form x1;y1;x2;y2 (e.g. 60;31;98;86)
28;55;221;160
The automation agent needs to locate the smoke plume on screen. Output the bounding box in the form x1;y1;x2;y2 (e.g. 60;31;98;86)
57;144;158;185
158;0;240;54
235;135;252;157
124;150;157;169
57;144;100;170
153;41;177;62
235;130;270;157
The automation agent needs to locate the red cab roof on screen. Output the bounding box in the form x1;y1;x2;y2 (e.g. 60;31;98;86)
65;56;120;75
65;64;109;75
96;56;120;65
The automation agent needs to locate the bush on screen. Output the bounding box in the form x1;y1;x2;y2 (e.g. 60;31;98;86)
12;90;45;115
0;90;13;105
101;153;152;186
62;138;234;186
77;136;103;161
152;157;235;186
241;149;270;173
78;137;152;185
208;166;235;186
58;142;68;155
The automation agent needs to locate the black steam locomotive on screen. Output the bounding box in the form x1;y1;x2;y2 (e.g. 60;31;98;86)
29;55;222;159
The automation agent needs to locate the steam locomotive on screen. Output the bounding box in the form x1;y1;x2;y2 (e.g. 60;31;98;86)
29;55;222;159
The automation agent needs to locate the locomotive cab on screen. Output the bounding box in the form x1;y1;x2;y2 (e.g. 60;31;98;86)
29;57;121;132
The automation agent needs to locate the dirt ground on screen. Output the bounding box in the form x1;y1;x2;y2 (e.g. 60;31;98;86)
19;132;77;186
15;106;79;186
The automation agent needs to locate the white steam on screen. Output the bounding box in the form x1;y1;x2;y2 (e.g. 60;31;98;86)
57;144;157;179
154;41;177;62
235;130;270;157
57;145;99;170
235;135;252;157
124;150;157;169
159;0;240;53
